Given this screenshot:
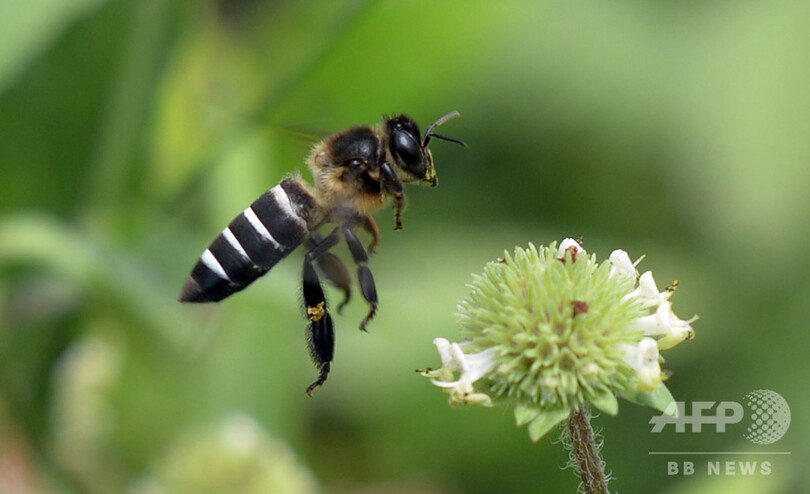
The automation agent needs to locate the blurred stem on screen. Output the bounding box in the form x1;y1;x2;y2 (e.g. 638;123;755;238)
87;0;179;220
566;406;609;494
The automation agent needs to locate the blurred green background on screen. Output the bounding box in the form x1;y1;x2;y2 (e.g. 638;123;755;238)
1;1;808;493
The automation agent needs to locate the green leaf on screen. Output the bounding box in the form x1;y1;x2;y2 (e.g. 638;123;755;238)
590;391;619;416
513;404;540;427
526;408;571;443
622;384;677;417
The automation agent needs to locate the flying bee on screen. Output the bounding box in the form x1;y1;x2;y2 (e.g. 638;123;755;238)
179;111;465;394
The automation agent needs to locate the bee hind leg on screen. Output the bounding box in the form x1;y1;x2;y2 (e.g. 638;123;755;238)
302;229;340;395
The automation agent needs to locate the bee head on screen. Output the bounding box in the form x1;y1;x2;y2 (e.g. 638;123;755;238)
386;111;465;187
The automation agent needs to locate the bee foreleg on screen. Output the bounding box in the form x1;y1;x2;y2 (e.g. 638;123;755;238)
342;226;378;332
380;162;406;230
361;215;380;254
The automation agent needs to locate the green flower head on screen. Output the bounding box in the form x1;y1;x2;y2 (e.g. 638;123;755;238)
419;239;696;441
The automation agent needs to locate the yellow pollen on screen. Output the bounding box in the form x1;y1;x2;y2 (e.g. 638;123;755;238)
307;302;326;322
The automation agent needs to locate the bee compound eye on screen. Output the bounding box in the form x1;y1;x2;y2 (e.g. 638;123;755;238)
390;129;425;175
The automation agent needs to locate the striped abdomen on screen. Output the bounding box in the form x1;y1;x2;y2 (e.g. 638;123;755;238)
179;178;322;303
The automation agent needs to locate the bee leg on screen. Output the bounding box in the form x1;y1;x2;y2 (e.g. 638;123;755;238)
303;256;334;396
342;225;378;332
318;253;352;313
380;162;406;230
303;228;340;395
308;233;352;313
361;214;380;254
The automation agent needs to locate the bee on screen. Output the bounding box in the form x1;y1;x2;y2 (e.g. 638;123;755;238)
179;111;465;394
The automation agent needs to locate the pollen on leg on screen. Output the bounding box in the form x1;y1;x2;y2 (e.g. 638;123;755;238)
307;302;326;322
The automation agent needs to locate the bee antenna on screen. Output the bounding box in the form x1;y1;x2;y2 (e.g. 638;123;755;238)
429;133;467;147
423;110;463;148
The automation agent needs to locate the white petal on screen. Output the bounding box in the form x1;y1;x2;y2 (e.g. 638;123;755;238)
462;348;497;382
419;338;459;381
623;337;662;392
632;301;695;350
637;271;661;300
558;238;585;259
635;301;673;336
632;312;660;336
625;271;671;307
609;249;638;279
450;343;467;364
432;379;462;388
638;337;660;363
433;338;455;369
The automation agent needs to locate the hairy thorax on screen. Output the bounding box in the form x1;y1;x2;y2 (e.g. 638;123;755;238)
307;128;390;216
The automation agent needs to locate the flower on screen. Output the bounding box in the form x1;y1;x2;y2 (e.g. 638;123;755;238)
419;239;696;441
633;300;696;350
621;337;662;392
419;338;497;406
608;249;639;279
558;238;586;260
625;271;672;307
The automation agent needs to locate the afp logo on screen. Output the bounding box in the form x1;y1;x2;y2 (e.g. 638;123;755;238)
649;389;791;444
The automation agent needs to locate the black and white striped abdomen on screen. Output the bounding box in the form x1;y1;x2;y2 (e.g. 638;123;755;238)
179;179;320;303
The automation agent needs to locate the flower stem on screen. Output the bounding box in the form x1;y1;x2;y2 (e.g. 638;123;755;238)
566;405;609;494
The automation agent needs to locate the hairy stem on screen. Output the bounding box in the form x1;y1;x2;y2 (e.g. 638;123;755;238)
566;405;609;494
